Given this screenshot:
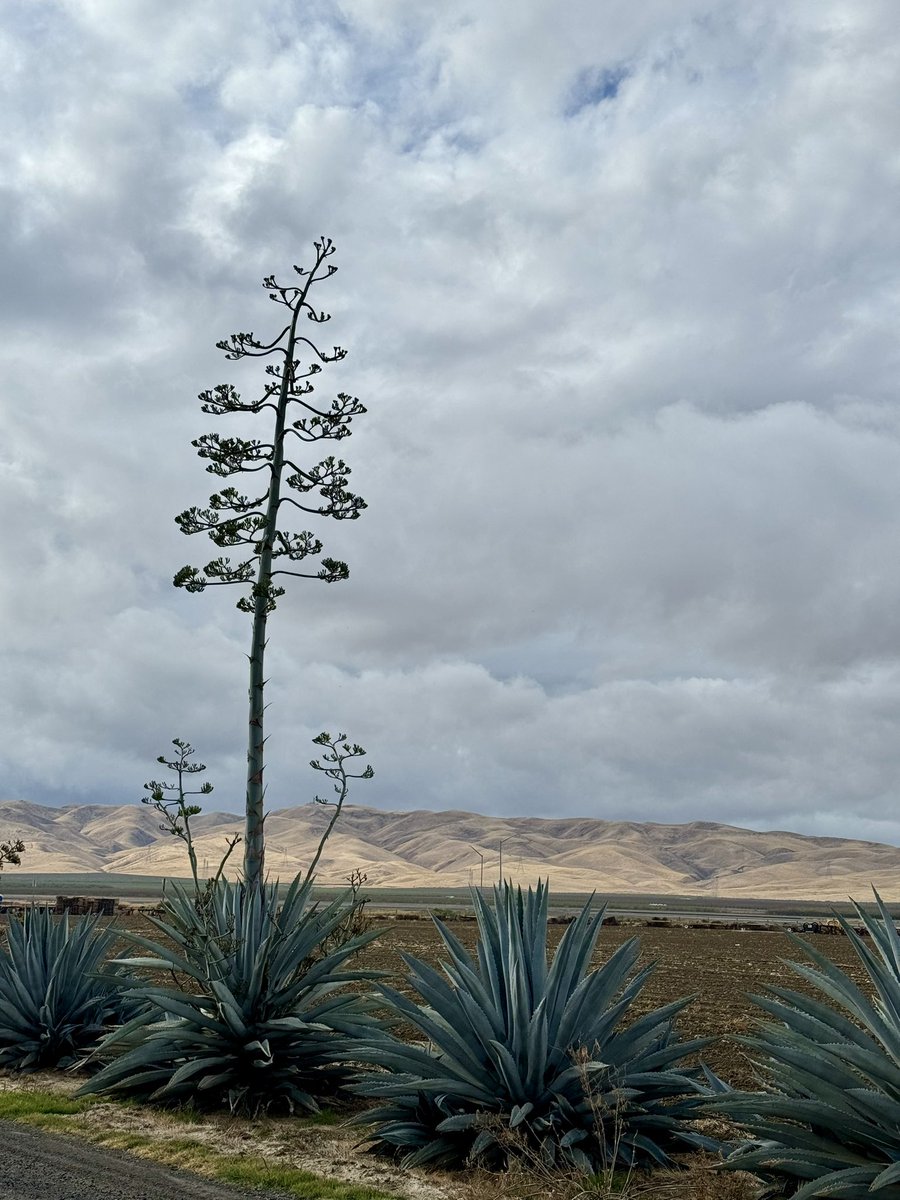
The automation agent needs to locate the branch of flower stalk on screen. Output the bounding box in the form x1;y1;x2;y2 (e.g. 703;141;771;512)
304;732;374;885
142;738;241;903
0;839;24;870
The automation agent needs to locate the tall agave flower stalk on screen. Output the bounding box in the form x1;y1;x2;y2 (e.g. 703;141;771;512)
714;890;900;1199
173;238;368;891
353;881;718;1171
0;906;133;1070
79;874;384;1115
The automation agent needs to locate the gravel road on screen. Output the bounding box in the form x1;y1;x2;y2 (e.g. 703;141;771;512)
0;1119;291;1200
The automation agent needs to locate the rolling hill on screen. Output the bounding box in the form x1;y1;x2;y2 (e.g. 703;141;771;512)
0;799;898;900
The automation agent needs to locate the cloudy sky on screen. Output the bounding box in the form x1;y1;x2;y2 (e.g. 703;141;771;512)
3;1;900;845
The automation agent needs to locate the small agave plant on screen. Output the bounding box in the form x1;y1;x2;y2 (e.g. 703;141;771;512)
0;905;133;1070
79;873;383;1115
714;890;900;1199
353;881;718;1171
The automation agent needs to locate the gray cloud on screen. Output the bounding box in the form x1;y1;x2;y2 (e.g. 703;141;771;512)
3;0;900;846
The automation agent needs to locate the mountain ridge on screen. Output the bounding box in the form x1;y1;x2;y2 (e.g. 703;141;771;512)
0;799;897;899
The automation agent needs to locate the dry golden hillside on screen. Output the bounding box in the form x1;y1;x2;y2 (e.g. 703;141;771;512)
0;800;898;900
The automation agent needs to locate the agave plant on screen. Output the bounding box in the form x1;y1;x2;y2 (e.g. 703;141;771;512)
714;890;900;1199
0;905;133;1070
352;881;718;1171
79;873;384;1115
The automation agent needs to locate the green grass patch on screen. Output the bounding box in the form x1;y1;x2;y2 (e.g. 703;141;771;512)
0;1090;94;1119
91;1131;395;1198
215;1157;399;1199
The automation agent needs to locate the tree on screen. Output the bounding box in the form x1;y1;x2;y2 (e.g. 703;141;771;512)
173;238;367;891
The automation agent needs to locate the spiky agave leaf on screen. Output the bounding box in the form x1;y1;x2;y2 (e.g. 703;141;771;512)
0;906;134;1070
714;889;900;1199
352;881;717;1172
79;873;384;1115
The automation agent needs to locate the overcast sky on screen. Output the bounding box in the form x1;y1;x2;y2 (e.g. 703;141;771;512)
3;1;900;845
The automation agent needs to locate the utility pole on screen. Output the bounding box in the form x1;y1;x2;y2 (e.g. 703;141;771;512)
470;845;485;889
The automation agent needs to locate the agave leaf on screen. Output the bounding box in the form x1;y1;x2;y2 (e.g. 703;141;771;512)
164;1055;237;1090
843;1087;900;1127
469;1128;498;1161
112;939;199;980
727;1146;837;1178
487;1039;527;1102
566;1146;595;1173
196;1069;237;1091
472;888;506;1012
436;1113;482;1132
208;979;249;1037
549;942;643;1067
838;931;900;1035
401;1140;457;1168
753;988;888;1055
374;983;467;1052
787;949;900;1062
399;1077;499;1104
399;954;477;1032
125;1068;185;1095
602;1000;684;1065
524;1008;549;1095
790;1165;881;1199
739;1041;892;1123
871;1160;900;1191
453;979;506;1055
145;991;233;1033
544;899;605;1033
740;1122;875;1163
509;1101;534;1128
623;1130;675;1167
507;937;532;1067
630;1034;713;1074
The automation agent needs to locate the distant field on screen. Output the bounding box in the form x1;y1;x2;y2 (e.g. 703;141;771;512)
0;873;192;902
1;873;896;920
